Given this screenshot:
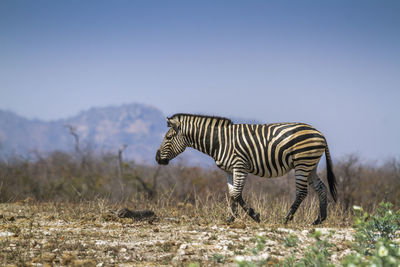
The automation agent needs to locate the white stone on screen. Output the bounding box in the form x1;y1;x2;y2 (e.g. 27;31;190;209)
0;231;14;237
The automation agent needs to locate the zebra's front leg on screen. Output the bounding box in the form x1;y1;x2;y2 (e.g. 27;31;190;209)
226;172;238;223
227;198;238;223
237;195;260;223
227;170;260;223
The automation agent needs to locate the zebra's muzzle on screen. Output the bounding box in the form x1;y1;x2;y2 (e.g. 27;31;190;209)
155;150;169;165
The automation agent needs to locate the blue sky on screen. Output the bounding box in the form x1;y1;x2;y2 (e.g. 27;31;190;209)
0;1;399;161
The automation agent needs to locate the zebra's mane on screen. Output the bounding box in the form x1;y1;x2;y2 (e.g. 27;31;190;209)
170;113;233;125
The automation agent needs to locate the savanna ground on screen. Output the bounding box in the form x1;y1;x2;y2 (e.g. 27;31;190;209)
0;150;399;266
0;198;355;267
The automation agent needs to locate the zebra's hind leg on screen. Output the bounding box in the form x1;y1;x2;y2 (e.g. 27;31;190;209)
285;170;309;224
308;169;328;225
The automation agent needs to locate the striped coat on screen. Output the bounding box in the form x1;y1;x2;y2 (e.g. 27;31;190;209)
156;114;337;225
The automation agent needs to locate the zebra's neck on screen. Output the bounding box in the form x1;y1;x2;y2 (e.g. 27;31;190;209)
178;115;233;163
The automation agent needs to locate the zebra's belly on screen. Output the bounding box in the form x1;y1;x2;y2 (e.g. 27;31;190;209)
262;167;292;178
251;162;294;179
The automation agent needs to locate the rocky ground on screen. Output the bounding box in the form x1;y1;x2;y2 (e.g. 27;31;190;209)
0;202;355;266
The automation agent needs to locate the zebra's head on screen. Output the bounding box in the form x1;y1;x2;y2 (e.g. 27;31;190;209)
156;117;188;165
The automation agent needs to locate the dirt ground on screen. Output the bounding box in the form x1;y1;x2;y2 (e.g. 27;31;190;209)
0;202;355;266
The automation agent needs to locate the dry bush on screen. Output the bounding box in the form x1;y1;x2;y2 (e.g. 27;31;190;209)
0;149;398;225
334;154;400;211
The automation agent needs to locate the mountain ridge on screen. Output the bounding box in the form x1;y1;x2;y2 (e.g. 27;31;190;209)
0;103;165;164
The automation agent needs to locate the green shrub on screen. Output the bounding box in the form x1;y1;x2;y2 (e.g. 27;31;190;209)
213;253;226;263
295;230;335;267
276;230;335;267
284;233;299;248
352;202;400;255
342;202;400;266
253;235;266;254
234;234;268;267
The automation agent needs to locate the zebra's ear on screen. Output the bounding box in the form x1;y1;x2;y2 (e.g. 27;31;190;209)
167;117;181;132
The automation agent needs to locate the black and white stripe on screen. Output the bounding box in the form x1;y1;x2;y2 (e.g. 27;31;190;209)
156;113;337;225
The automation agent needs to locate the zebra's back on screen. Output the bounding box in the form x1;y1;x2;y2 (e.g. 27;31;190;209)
231;123;326;178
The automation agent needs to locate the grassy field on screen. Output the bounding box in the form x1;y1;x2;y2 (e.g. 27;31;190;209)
0;152;399;266
0;197;359;267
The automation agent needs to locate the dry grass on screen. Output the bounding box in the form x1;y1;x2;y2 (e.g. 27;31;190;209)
0;151;398;265
0;196;354;266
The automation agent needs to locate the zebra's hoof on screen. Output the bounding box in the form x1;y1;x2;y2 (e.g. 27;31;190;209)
226;216;236;224
252;213;260;223
284;214;294;224
312;217;325;225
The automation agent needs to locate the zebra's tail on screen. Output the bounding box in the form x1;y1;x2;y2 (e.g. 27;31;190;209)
325;143;337;202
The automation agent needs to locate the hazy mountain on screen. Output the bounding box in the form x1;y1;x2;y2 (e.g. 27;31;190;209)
0;104;261;165
0;104;165;164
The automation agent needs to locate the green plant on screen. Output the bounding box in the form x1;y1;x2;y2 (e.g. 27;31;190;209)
284;233;299;248
342;239;400;267
276;230;335;267
236;260;258;267
352;202;400;255
213;253;225;263
235;234;268;267
253;235;266;254
297;230;335;267
341;202;400;266
278;255;296;267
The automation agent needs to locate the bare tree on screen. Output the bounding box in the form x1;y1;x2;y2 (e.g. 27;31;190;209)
117;145;160;199
117;144;128;180
65;124;80;154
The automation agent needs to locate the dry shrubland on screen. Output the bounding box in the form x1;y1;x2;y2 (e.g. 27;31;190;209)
0;149;399;266
0;148;399;222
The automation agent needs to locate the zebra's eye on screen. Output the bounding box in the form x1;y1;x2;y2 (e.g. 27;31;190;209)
166;132;175;140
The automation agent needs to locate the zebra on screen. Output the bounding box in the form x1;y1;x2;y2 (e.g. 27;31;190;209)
155;113;337;225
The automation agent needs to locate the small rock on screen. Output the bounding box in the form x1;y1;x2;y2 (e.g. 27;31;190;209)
61;253;76;265
102;213;118;221
164;217;180;223
42;252;56;263
32;256;41;263
180;244;188;250
22;197;35;203
117;208;156;220
185;248;195;255
95;240;107;246
71;259;96;267
230;222;246;229
0;231;15;237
